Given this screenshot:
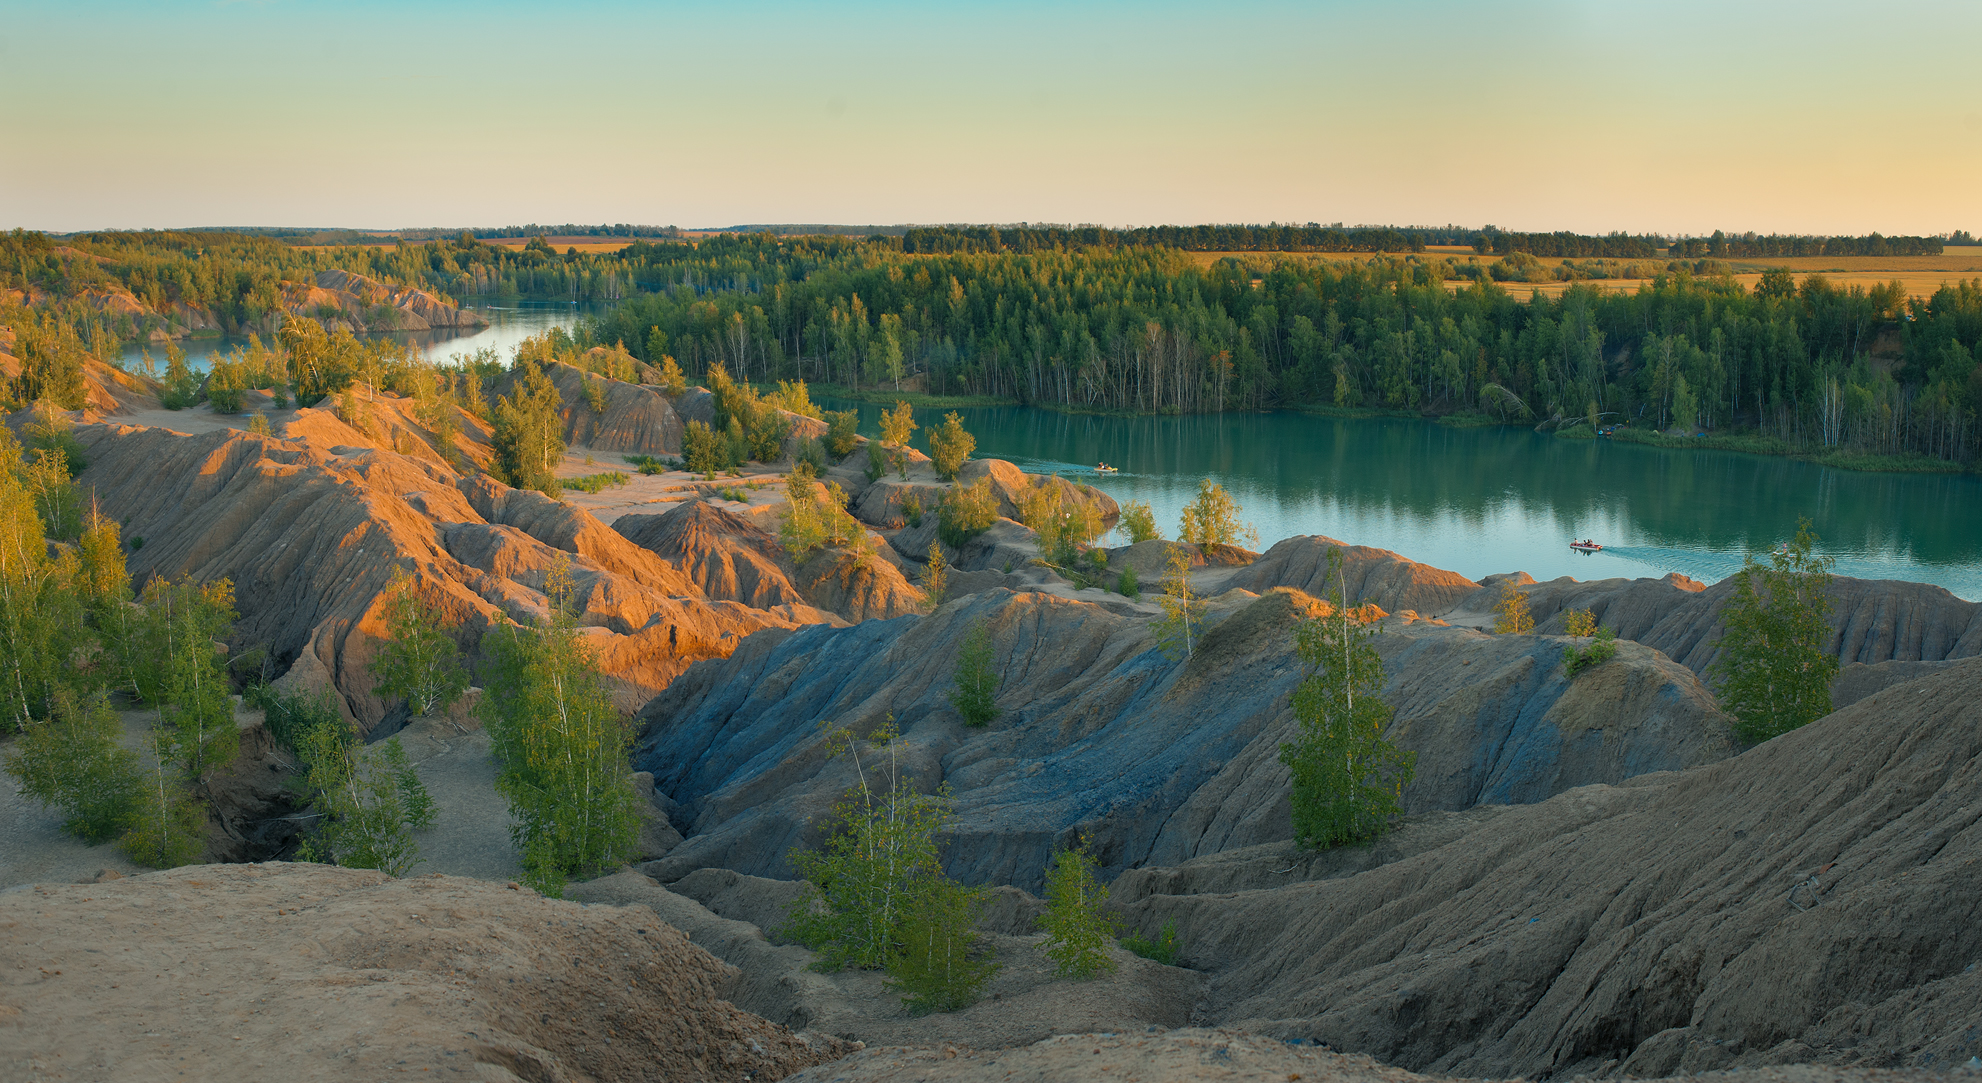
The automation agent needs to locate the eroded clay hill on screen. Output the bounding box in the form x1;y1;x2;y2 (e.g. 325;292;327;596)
69;409;836;731
0;864;847;1082
635;586;1733;891
1109;657;1982;1078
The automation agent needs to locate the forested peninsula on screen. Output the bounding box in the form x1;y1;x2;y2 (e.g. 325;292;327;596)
6;225;1980;468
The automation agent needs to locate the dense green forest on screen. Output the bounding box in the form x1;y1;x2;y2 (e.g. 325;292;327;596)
5;226;1980;464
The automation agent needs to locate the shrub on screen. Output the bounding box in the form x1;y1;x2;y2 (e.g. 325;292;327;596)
926;412;975;481
937;479;997;548
1712;517;1838;742
880;401;917;448
886;876;998;1015
865;440;887;482
766;379;821;419
246;412;273;437
922;540;948;608
1561;607;1596;637
780;463;827;558
1121;919;1179;965
1152;545;1204;659
784;721;986;981
561;471;630;494
582;378;608;415
369;570;470;717
1562;626;1619;677
823;410;860;458
1116;563;1140;600
2;690;143;843
1178;479;1257;550
949;621;998;726
295;717;436;877
1119;500;1161;544
1280;547;1415;849
1039;839;1116;979
792;437;827;474
1493;582;1533;634
656;356;686;396
24;404;88;475
478;560;641;897
682;420;726;475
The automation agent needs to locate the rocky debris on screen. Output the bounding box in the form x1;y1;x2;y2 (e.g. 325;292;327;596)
1115;657;1982;1079
0;864;848;1082
66;417;831;732
635;587;1731;891
569;869;1202;1051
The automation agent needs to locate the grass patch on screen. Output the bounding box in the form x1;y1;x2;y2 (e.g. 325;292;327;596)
624;453;682;475
561;471;630;493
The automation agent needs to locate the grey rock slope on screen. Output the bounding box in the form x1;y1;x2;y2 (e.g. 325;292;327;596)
634;587;1732;891
1474;570;1982;675
1114;658;1982;1079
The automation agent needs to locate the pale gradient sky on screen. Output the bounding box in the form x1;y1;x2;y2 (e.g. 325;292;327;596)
3;0;1978;236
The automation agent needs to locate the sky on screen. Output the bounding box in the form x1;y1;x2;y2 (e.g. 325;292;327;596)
3;0;1978;237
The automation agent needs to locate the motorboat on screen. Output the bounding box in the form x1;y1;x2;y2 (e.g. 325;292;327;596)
1569;539;1603;552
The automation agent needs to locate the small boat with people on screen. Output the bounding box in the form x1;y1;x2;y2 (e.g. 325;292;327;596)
1569;539;1603;552
1094;462;1119;474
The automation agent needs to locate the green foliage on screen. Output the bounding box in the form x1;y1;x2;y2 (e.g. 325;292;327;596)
864;440;888;483
783;720;993;997
949;621;998;726
926;412;975;481
1711;518;1839;742
792;437;827;474
120;747;206;869
681;420;726;474
1119;501;1161;544
765;379;822;419
1178;479;1257;550
245;684;342;752
247;411;273;437
369;570;469;717
561;470;630;494
823;410;860;458
1561;607;1596;637
1151;546;1204;659
656;355;687;396
1116;563;1140;600
6;310;90;410
581;377;608;415
1039;839;1116;979
295;718;435;877
886;875;998;1015
24;448;84;542
1022;479;1104;568
780;463;828;558
1121;919;1180;966
706;363;791;462
24;404;88;476
938;479;998;548
139;576;240;781
880;401;918;448
1562;626;1619;677
492;360;566;498
1493;582;1533;634
478;560;640;897
3;691;143;843
1279;547;1416;849
922;541;948;608
625;453;681;475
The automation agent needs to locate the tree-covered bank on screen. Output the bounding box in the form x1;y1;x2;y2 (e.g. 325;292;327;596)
8;227;1982;466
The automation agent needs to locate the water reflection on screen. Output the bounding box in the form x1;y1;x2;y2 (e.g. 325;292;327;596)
114;301;592;374
824;400;1982;599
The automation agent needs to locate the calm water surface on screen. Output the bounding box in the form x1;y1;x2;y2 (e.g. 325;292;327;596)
827;399;1982;601
116;301;590;374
